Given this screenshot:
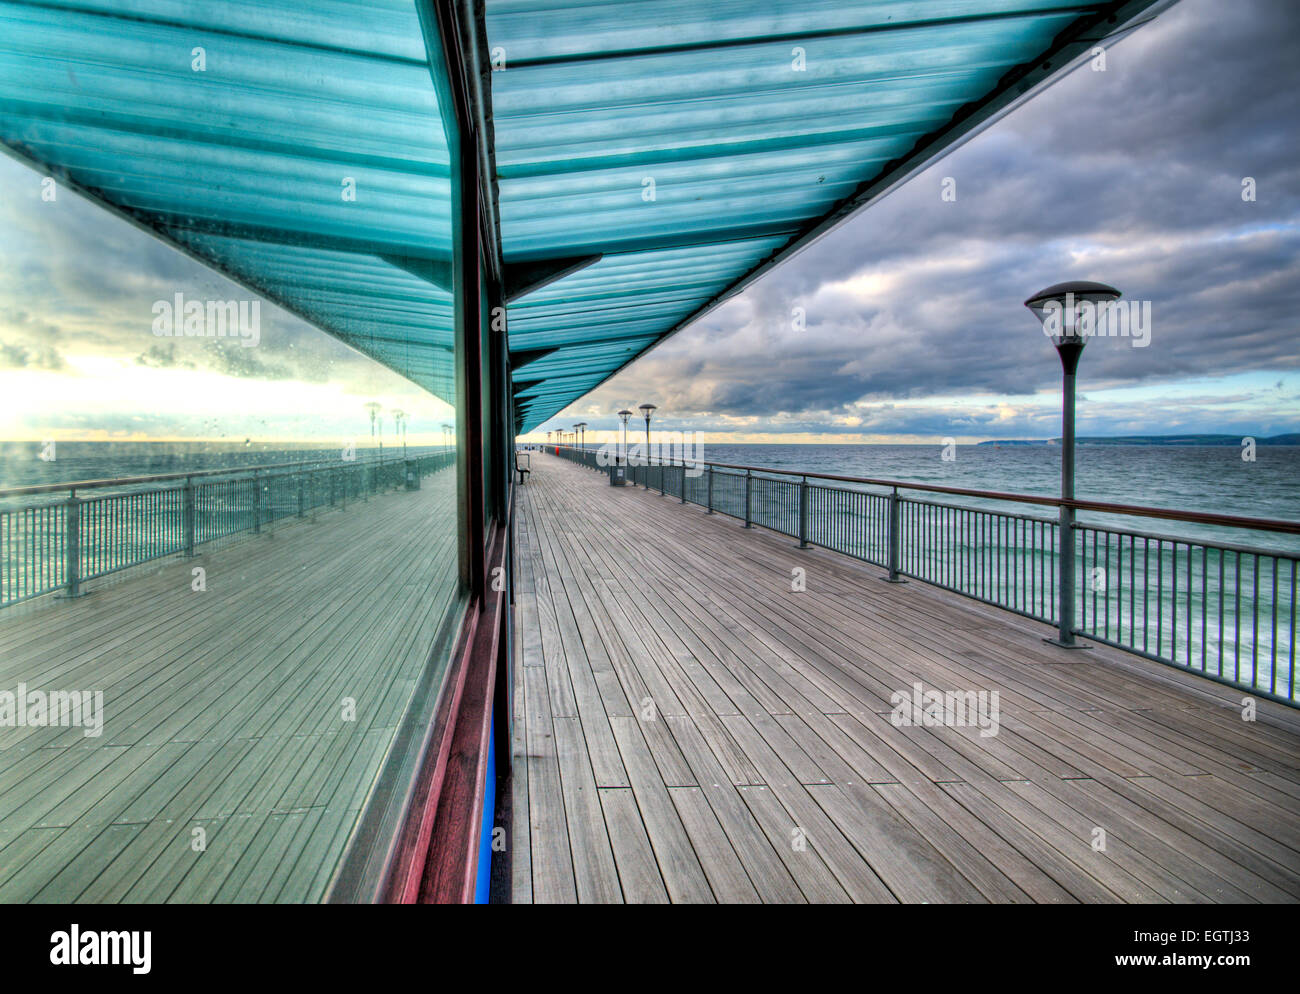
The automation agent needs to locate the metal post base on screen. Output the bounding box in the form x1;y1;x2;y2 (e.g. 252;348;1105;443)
55;589;91;600
880;575;908;584
1043;637;1090;650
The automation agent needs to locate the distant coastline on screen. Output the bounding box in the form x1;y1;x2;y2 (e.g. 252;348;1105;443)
978;433;1300;446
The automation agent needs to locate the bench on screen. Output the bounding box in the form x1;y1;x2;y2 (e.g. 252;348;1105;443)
515;450;531;484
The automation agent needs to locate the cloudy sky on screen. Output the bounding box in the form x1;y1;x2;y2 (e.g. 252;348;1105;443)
1;0;1296;447
0;154;453;446
539;0;1300;444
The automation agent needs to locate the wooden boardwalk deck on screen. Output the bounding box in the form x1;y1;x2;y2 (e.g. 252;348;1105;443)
510;453;1300;903
0;474;457;903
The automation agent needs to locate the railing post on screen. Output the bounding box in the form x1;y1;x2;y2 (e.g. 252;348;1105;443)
706;465;714;514
1055;505;1078;646
799;475;809;548
885;487;906;583
252;472;261;533
183;476;196;556
64;488;80;597
297;475;305;518
659;461;666;497
329;468;336;507
680;462;686;504
744;470;752;528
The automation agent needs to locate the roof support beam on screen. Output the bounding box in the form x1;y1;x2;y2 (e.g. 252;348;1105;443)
508;347;558;370
381;254;454;293
503;254;602;303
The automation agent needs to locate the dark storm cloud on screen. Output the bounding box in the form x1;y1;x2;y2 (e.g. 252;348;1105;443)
582;0;1300;435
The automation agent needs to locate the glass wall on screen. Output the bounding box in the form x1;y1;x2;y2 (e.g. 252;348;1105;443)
0;1;465;901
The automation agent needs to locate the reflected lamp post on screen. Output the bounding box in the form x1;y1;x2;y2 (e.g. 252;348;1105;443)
1024;280;1121;649
392;409;407;459
364;401;381;459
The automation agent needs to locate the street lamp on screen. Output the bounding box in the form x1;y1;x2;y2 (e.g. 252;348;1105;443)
575;423;587;451
638;403;657;490
392;409;407;459
364;401;381;460
1024;280;1121;648
618;409;632;465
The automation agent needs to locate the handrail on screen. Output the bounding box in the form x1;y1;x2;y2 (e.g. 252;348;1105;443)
550;443;1299;706
0;448;449;499
555;447;1300;535
0;451;455;608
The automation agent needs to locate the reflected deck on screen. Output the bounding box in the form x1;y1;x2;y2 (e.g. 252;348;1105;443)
511;454;1300;903
0;478;456;902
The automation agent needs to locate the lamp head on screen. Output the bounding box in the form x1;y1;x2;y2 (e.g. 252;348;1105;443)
1024;280;1121;348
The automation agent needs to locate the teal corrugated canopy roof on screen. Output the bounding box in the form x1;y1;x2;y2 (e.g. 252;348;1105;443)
490;0;1173;434
0;0;1173;435
0;0;457;402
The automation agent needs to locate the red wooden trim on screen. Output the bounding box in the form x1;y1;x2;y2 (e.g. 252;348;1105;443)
378;515;509;904
419;519;507;902
379;606;479;904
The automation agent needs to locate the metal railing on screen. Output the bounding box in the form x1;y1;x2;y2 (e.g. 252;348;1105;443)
549;444;1300;706
0;450;455;608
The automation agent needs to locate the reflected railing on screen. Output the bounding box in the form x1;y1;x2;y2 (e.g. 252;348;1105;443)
549;444;1300;707
0;449;456;607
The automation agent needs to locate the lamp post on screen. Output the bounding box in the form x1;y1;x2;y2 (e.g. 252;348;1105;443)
1024;280;1121;649
575;422;587;451
392;409;407;459
618;409;632;466
638;403;657;489
364;401;381;460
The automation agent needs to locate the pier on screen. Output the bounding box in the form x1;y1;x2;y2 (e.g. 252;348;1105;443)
509;454;1300;903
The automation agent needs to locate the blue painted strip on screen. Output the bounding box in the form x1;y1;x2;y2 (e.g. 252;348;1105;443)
474;713;496;904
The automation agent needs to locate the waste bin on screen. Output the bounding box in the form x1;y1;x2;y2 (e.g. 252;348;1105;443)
609;460;627;486
405;458;419;490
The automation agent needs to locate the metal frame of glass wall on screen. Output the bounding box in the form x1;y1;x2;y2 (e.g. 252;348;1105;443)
341;0;515;905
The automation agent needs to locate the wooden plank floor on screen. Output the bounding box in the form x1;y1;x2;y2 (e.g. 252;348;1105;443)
0;473;457;903
511;453;1300;904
